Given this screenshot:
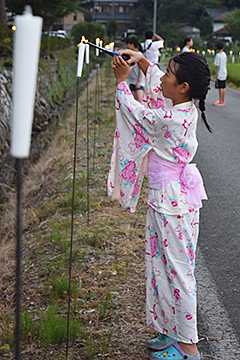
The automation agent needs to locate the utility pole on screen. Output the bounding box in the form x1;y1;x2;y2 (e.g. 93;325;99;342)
153;0;157;35
112;0;115;18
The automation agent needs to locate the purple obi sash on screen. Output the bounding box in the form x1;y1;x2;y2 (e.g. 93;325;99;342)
147;150;207;208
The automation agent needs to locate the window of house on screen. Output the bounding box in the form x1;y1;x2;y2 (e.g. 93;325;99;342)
102;5;109;12
119;6;124;13
73;15;77;21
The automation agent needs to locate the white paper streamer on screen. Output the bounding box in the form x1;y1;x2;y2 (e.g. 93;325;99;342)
10;6;43;158
86;43;89;64
77;42;85;77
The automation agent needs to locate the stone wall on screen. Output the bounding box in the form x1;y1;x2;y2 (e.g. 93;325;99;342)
0;59;77;200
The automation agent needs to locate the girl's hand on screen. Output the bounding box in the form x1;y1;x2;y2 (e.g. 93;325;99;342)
117;49;143;65
136;81;141;89
118;49;149;75
111;55;135;85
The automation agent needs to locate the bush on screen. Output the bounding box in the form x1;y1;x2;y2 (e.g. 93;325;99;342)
106;18;117;39
0;21;13;57
41;35;71;56
71;21;106;45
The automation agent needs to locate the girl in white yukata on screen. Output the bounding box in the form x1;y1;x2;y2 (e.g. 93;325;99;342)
108;50;212;360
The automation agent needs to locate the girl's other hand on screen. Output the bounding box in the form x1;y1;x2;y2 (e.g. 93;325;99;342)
111;55;135;85
117;49;143;65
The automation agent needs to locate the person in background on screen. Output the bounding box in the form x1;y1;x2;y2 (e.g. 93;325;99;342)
181;37;193;52
213;41;227;106
126;37;145;102
141;30;164;65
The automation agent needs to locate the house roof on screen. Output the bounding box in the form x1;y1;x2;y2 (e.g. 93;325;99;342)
205;8;226;18
213;26;229;35
213;10;232;21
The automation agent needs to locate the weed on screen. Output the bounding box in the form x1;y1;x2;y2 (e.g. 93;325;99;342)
0;311;14;349
98;292;113;319
21;309;35;341
50;229;69;253
85;336;97;360
86;289;94;299
39;303;67;348
99;329;113;358
50;274;78;299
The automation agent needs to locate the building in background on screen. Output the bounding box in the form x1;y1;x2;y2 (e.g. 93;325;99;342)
178;23;201;38
63;10;85;32
82;0;138;36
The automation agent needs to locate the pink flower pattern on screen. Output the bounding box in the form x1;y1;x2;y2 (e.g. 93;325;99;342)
121;160;136;184
172;146;191;163
133;124;150;148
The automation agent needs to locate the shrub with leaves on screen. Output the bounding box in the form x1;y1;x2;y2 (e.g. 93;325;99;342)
0;21;13;57
71;21;106;45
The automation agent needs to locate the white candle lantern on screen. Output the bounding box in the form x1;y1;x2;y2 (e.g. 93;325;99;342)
96;38;100;56
10;6;43;158
77;37;86;77
85;42;89;64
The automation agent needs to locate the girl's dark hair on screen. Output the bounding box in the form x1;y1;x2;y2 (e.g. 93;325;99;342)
169;52;212;132
126;36;142;52
181;36;192;50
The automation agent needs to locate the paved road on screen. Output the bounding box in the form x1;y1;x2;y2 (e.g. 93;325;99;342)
194;83;240;358
160;61;240;358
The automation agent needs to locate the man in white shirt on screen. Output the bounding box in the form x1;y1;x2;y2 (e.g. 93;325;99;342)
141;30;164;65
213;41;227;106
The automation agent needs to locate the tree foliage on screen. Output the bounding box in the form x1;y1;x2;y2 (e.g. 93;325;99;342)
106;18;118;40
71;21;106;45
133;0;239;48
6;0;80;26
224;8;240;41
0;20;13;56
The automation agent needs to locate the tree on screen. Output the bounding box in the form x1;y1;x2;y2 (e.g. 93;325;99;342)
134;0;153;37
106;18;117;40
6;0;80;27
71;21;106;45
224;8;240;42
0;0;6;23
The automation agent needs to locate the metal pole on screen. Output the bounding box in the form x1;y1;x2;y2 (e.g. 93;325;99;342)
112;0;115;18
153;0;157;35
66;77;80;359
15;158;22;360
86;64;90;226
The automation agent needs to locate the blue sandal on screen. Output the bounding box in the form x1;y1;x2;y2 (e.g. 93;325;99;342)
150;342;201;360
147;334;176;350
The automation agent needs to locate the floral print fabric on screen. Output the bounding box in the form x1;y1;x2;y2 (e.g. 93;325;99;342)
145;207;199;343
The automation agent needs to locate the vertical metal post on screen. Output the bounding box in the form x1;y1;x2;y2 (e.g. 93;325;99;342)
86;64;90;226
153;0;157;35
15;158;22;360
66;77;80;359
112;0;115;18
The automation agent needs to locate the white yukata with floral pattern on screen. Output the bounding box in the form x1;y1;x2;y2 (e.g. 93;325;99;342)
108;63;207;344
